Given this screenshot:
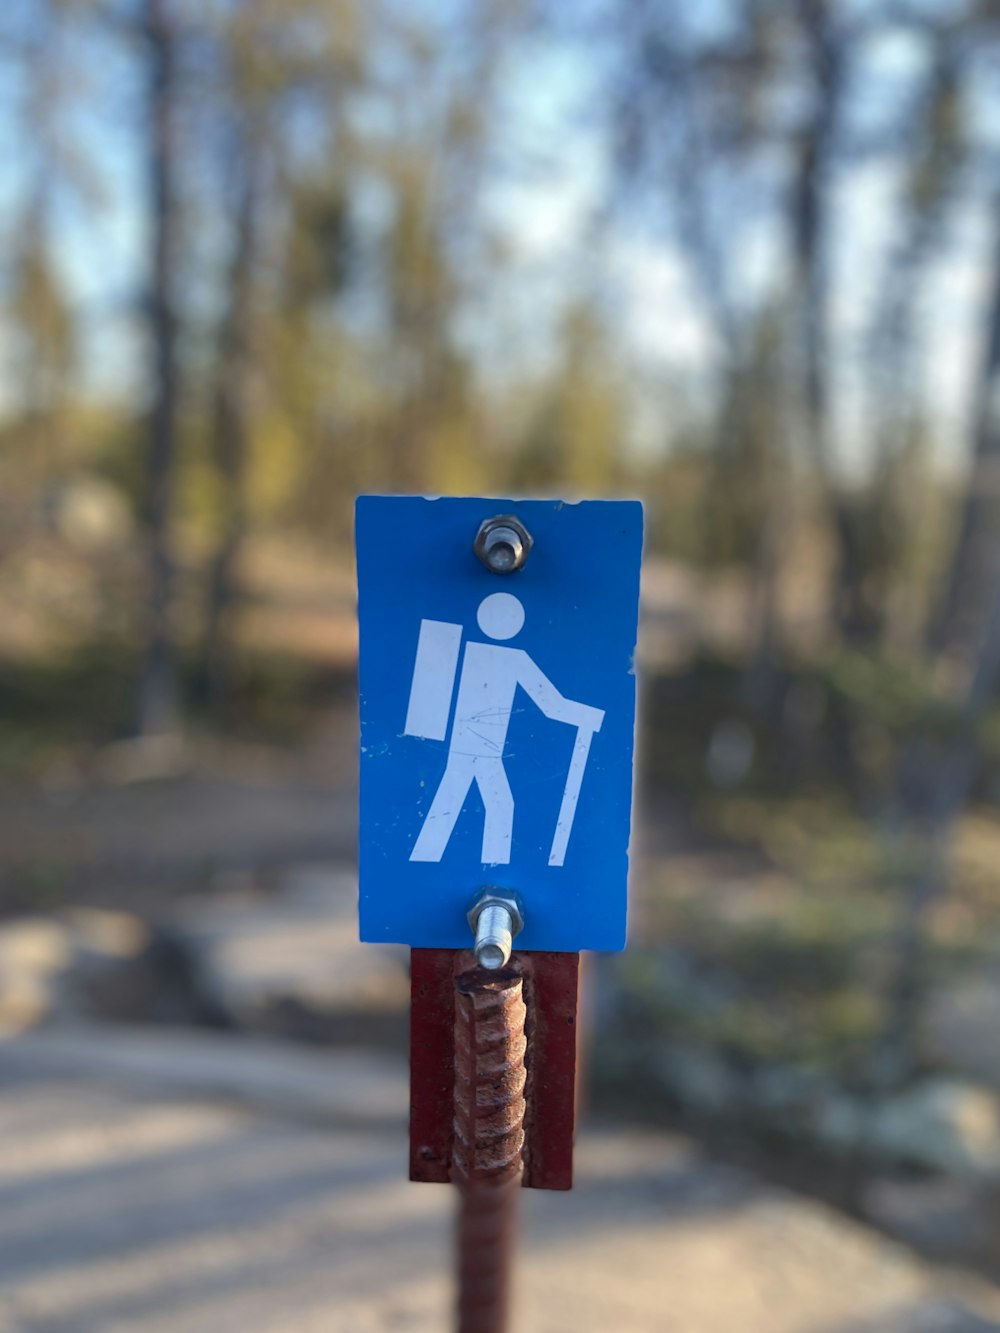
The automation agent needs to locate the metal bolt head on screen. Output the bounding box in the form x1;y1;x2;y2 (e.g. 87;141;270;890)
474;515;533;574
467;888;524;969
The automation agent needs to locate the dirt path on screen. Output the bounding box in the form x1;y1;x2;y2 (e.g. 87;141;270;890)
3;1026;1000;1333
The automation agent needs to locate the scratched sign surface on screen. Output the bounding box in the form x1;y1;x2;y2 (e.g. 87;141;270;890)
356;496;643;952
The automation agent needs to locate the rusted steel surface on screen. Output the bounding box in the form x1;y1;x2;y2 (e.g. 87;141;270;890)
452;965;525;1333
452;967;527;1184
410;948;458;1184
454;1173;520;1333
521;950;579;1191
409;948;580;1190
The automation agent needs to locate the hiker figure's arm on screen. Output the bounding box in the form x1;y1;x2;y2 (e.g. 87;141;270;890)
514;652;604;732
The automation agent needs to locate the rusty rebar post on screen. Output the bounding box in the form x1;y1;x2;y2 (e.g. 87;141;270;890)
452;965;527;1333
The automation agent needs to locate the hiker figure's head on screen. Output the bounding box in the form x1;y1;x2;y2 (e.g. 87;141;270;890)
477;593;524;641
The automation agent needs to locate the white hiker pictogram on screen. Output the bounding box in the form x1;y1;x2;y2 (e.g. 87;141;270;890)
404;592;604;867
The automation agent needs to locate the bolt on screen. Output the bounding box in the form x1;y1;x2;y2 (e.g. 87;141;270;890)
474;904;514;969
474;515;533;575
467;889;524;970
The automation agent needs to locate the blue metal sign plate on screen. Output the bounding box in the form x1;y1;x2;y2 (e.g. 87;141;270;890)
356;495;643;952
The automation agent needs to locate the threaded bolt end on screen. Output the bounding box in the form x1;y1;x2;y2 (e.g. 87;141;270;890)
473;516;533;575
474;903;514;970
482;526;523;573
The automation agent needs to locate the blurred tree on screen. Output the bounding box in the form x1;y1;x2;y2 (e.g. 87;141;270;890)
130;0;367;713
865;22;965;652
197;0;363;709
612;2;799;693
933;221;1000;686
134;0;183;736
507;302;631;495
608;0;978;659
201;116;265;712
369;1;521;496
0;0;90;509
8;202;76;495
785;0;871;643
876;193;1000;1085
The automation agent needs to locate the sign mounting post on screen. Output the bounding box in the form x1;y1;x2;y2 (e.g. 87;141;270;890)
356;495;642;1328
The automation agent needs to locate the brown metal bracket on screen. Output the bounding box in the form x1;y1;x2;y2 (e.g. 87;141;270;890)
409;947;579;1191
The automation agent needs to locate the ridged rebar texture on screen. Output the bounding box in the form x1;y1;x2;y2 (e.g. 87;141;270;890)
452;967;527;1333
455;1175;521;1333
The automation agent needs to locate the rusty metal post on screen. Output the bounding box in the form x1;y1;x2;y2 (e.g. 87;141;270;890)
451;964;526;1333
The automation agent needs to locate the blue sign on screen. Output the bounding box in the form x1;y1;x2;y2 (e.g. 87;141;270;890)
356;496;643;952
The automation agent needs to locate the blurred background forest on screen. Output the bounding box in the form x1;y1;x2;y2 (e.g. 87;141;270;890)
4;0;1000;1269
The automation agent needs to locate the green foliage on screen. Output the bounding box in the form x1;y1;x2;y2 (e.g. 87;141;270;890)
506;303;633;496
283;179;355;309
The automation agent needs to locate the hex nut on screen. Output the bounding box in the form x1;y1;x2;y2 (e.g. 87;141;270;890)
467;888;524;938
473;515;533;574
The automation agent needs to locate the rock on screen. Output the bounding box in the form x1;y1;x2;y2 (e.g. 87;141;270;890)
814;1093;867;1153
870;1080;1000;1180
653;1045;742;1114
0;864;408;1044
0;918;72;1031
0;908;218;1031
751;1064;830;1118
923;979;1000;1087
58;908;165;1023
847;1303;1000;1331
862;1174;983;1257
64;907;149;961
170;863;409;1045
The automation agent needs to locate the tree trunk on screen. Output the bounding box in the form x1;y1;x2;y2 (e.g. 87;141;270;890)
874;203;1000;1085
203;136;264;715
790;1;876;645
136;0;180;736
931;210;1000;684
